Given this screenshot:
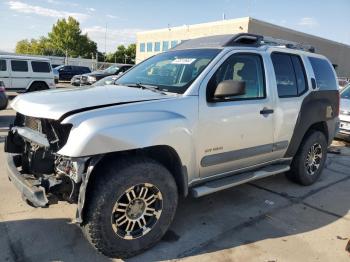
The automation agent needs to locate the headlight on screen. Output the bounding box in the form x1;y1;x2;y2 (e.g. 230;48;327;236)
87;76;96;83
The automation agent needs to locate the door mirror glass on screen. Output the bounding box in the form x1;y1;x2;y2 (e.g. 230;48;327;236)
213;80;246;100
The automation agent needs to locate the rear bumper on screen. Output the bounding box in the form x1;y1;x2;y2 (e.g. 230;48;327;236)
6;153;49;207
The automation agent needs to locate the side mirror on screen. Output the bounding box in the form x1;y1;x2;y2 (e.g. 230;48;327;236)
213;80;246;100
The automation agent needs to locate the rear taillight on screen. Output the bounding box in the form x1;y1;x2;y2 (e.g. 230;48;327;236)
0;86;5;92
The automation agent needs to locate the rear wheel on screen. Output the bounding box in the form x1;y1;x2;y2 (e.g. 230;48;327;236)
27;82;49;92
82;157;178;258
286;131;328;185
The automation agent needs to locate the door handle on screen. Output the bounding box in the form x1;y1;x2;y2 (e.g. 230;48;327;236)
260;108;274;115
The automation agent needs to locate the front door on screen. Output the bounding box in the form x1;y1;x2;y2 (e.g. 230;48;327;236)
198;52;276;178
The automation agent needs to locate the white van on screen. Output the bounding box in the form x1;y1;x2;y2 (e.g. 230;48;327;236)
0;55;55;92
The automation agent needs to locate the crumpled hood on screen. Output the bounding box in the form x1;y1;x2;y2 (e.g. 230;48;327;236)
11;85;171;120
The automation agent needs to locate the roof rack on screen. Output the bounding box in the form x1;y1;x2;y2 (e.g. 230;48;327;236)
172;33;316;53
261;36;315;53
224;33;315;53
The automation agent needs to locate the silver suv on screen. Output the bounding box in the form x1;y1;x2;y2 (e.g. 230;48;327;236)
4;34;339;258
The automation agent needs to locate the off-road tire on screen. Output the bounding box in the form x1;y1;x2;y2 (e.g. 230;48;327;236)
286;130;328;185
27;82;49;92
82;156;178;258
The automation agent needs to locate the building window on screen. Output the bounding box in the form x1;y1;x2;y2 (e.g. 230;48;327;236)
171;40;178;48
140;43;145;52
162;41;169;51
147;42;153;52
154;42;161;52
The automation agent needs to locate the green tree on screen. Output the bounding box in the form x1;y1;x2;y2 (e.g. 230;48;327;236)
15;17;97;58
106;44;136;64
48;17;97;58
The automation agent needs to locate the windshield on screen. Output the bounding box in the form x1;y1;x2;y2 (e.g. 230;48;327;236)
341;84;350;99
55;65;64;70
103;65;120;74
116;49;220;94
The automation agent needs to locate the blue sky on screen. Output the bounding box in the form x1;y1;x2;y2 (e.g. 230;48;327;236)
1;0;350;53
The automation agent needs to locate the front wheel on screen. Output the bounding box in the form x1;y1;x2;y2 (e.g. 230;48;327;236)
82;157;178;258
286;131;328;185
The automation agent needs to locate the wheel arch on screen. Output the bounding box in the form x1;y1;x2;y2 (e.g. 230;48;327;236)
27;80;49;91
77;145;188;224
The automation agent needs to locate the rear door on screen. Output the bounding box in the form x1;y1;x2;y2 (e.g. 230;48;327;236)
0;59;11;89
10;60;31;90
269;52;310;157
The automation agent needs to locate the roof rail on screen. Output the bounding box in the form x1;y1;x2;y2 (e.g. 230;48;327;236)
261;36;315;53
224;33;315;53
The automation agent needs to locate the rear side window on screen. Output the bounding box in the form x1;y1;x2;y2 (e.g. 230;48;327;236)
0;60;6;71
31;61;51;73
309;57;337;90
271;53;308;97
11;60;28;72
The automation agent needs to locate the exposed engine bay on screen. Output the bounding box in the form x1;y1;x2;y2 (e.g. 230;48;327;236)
5;113;86;206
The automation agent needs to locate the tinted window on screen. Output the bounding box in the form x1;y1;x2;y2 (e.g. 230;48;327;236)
31;61;51;73
271;53;298;97
140;43;145;52
0;60;6;71
291;56;308;94
162;41;169;51
154;42;161;52
146;42;153;52
309;57;337;90
11;60;28;72
209;53;265;100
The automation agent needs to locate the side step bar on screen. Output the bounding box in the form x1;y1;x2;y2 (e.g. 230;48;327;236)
191;164;290;198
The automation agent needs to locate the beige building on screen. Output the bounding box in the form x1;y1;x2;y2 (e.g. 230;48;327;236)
136;17;350;77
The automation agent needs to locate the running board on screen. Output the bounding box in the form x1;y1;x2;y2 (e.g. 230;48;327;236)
191;164;290;198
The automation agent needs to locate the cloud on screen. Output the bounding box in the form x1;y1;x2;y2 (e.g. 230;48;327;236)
7;1;88;21
106;14;118;19
83;26;142;52
86;7;96;12
297;17;318;27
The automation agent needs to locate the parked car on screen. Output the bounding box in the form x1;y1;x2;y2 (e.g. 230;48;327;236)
52;68;59;84
0;55;55;92
79;64;133;85
5;33;339;258
337;83;350;139
0;81;8;110
55;65;91;81
70;74;82;86
92;75;119;86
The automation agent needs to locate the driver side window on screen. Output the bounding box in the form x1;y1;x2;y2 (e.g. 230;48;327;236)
207;53;266;101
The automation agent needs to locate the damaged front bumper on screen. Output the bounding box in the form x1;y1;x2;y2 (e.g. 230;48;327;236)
6;153;49;207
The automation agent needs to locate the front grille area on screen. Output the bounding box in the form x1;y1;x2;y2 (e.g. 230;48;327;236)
14;113;72;152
